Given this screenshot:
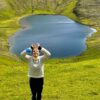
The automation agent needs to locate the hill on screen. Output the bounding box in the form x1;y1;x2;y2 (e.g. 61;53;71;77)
74;0;100;27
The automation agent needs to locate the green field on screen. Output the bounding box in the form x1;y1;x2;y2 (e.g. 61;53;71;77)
0;0;100;100
0;54;100;100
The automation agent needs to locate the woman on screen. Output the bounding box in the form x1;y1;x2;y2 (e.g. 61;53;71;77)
20;43;51;100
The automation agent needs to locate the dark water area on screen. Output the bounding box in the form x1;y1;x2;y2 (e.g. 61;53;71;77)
9;15;96;58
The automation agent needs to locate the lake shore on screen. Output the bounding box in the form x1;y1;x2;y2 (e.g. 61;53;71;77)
8;14;97;58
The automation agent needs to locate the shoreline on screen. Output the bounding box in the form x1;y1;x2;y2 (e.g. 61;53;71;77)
8;14;97;58
0;10;99;60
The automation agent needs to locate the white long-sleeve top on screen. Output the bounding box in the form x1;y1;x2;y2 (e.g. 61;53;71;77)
20;47;51;78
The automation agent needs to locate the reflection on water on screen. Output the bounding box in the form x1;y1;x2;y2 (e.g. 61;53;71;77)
9;15;96;58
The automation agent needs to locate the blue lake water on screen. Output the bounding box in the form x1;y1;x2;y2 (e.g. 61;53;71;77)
9;15;96;58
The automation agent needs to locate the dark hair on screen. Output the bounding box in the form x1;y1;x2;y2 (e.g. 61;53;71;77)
31;43;42;52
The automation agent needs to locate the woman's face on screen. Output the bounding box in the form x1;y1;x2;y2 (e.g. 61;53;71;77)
32;48;39;58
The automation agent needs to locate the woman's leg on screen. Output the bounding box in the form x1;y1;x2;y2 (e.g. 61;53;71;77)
29;78;37;100
37;78;44;100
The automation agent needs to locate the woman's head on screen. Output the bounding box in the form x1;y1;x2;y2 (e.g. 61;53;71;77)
32;48;40;58
31;43;40;58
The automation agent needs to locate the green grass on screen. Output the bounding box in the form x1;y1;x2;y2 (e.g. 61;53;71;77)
0;54;100;100
61;0;79;22
33;10;55;15
0;0;100;99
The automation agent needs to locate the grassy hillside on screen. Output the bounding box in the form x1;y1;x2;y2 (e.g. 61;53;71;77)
74;0;100;27
0;0;100;100
0;54;100;100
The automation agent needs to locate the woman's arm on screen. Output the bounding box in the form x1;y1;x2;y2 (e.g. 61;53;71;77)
20;47;32;59
41;47;51;57
40;47;51;60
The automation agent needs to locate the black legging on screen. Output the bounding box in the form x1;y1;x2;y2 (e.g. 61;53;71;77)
29;77;44;100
